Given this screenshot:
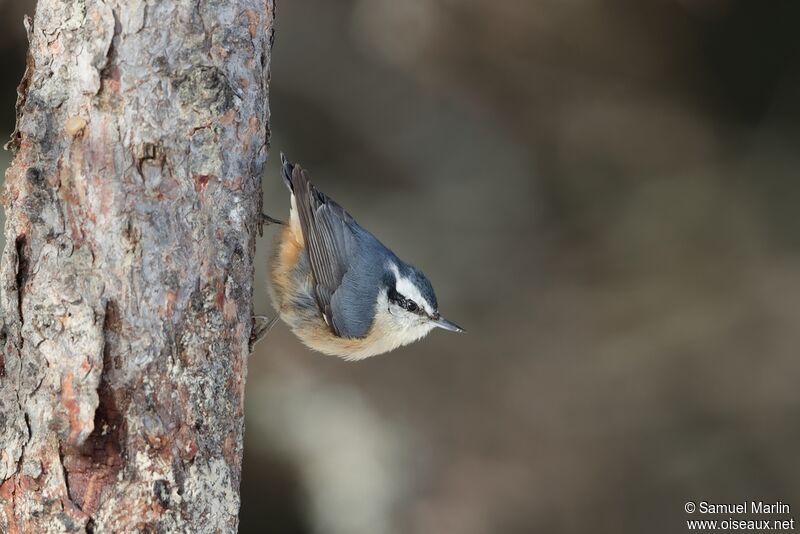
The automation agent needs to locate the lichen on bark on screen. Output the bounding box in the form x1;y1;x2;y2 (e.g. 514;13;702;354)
0;1;274;532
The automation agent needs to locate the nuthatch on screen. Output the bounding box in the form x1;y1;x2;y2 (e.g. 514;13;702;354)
256;154;464;360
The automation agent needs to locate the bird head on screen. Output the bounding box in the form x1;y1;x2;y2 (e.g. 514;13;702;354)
375;260;464;344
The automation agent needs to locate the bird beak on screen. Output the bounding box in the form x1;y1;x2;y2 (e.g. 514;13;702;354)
430;315;465;333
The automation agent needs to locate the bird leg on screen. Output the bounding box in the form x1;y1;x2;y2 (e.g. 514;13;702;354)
250;314;281;351
261;213;285;225
257;212;285;236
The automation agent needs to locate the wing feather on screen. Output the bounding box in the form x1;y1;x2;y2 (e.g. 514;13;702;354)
281;155;357;336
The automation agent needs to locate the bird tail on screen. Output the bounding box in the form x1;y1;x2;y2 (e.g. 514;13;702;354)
280;152;332;212
280;153;302;192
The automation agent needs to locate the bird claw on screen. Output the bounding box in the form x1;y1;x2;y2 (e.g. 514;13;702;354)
250;314;280;351
260;213;285;225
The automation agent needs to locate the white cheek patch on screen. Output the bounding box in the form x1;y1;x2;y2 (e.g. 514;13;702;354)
388;263;433;315
366;291;436;357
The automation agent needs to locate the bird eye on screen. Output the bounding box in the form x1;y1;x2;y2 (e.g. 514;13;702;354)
390;289;421;313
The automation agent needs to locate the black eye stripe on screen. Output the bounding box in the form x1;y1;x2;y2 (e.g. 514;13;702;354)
388;288;422;314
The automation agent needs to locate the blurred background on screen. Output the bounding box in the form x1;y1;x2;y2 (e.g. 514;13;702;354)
2;0;800;532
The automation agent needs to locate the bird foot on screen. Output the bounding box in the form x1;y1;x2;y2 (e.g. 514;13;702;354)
250;314;280;351
260;213;285;225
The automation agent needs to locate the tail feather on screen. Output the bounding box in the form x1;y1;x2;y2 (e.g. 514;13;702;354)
280;152;299;192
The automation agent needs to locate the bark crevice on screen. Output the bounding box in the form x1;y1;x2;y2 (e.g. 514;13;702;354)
14;234;28;323
6;15;34;154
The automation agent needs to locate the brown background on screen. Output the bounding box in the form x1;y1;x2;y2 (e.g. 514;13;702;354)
2;1;799;532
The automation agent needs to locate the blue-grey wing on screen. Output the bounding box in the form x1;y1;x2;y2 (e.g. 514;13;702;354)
281;155;369;337
329;237;386;338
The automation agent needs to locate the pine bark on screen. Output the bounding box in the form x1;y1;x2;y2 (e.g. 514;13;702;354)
0;0;273;531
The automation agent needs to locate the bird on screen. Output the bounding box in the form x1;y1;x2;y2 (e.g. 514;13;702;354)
254;154;464;360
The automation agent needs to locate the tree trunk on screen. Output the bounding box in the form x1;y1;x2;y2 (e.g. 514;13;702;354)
0;0;273;531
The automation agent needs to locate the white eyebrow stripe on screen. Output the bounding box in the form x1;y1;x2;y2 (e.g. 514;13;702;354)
388;262;433;314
